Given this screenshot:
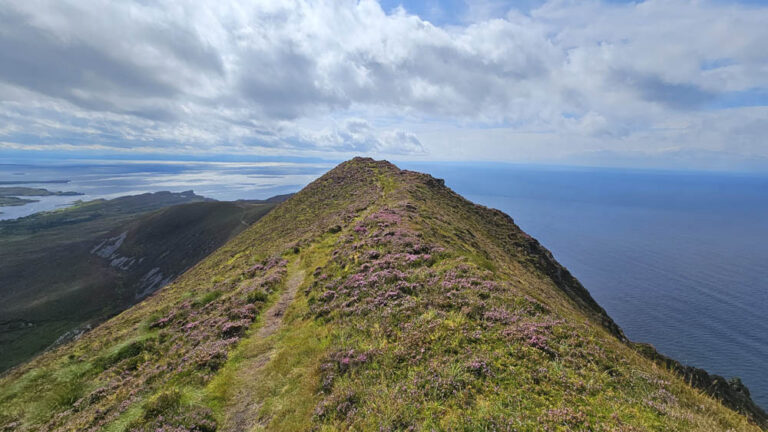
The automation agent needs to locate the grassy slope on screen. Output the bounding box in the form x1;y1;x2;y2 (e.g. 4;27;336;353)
0;159;761;431
0;195;277;372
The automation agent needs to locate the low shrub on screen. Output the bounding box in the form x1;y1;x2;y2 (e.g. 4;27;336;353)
94;338;151;370
193;290;223;308
143;389;182;419
246;290;269;303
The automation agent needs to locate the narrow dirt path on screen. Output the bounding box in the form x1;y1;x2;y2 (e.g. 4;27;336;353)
221;261;305;432
254;267;304;340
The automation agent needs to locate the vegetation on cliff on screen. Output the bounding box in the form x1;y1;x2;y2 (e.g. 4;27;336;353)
0;158;763;431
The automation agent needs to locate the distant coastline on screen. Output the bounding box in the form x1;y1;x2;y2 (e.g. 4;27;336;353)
0;180;71;185
0;186;84;210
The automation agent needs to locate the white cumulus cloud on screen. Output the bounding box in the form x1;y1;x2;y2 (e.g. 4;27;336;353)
0;0;766;168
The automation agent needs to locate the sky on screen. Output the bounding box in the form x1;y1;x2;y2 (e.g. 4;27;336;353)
1;0;768;171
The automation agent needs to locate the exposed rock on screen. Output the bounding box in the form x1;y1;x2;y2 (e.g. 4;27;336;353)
90;231;127;258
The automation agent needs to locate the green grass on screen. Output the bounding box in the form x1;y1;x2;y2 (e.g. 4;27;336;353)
194;290;224;308
0;158;762;431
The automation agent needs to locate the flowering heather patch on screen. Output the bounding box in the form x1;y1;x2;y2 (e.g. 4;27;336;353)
303;200;626;428
313;390;359;422
228;304;257;321
220;319;250;338
644;388;680;414
353;224;367;234
503;317;565;356
187;338;238;373
482;307;519;324
466;359;492;377
263;256;288;271
149;314;174;329
318;349;376;394
245;263;265;274
538;407;589;431
1;255;289;432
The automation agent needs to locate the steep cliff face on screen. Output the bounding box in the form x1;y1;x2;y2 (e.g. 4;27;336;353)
0;158;763;431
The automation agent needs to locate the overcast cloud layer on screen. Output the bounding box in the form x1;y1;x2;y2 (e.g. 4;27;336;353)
1;0;767;169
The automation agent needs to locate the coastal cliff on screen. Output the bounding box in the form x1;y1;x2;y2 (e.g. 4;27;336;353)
1;158;763;431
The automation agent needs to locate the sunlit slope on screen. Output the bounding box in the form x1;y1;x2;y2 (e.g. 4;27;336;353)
0;158;763;431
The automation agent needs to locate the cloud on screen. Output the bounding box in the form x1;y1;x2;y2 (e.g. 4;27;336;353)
0;0;766;167
0;3;223;120
611;70;716;110
287;119;425;154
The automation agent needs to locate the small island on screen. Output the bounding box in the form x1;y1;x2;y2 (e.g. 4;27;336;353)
0;187;84;207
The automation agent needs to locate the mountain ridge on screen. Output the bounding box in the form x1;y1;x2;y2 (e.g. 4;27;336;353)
0;158;764;431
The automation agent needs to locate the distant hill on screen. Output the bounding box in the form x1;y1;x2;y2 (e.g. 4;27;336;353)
0;191;287;372
0;159;764;431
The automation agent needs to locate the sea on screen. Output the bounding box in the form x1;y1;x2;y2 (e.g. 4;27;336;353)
0;160;330;220
1;159;766;409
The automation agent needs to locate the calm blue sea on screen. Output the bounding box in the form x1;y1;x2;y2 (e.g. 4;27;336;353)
1;160;766;409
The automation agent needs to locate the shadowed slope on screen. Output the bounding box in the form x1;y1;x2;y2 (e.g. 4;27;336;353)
0;195;280;373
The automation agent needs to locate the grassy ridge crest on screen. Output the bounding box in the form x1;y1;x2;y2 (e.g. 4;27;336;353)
0;158;763;431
